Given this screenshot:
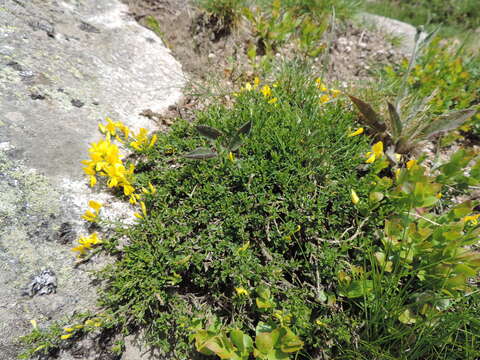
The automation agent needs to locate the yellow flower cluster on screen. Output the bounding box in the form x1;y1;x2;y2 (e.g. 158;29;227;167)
234;77;278;104
73;118;159;258
60;317;103;340
316;78;341;104
82;200;102;222
463;214;480;225
82;118;157;204
365;141;384;163
71;233;102;257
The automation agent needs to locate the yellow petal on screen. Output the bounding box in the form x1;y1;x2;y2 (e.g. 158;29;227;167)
89;175;97;187
365;153;376;163
406;159;417;169
63;327;75;332
30;319;38;329
88;200;102;212
350;189;360;205
235;287;249;296
140;201;147;217
149;134;157;148
61;333;74;340
320;94;330;103
348;128;364;137
268;97;278;104
372;141;383;157
227;152;235;162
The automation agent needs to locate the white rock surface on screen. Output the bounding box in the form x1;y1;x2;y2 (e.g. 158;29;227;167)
0;0;184;358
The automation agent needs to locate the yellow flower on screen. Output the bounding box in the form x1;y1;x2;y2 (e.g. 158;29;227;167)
61;333;74;340
348;128;364;137
365;152;376;164
88;200;102;212
365;141;383;163
235;287;249;296
463;214;480;225
30;319;38;329
140;201;147;217
253;77;260;89
330;89;341;98
261;85;272;98
320;94;330;104
406;159;417;169
227;152;235;162
63;327;75;333
372;141;383;157
82;210;98;222
350;189;360;205
149;134;157;148
89;175;97;187
245;82;252;91
123;184;135;196
148;182;156;194
268;97;278;104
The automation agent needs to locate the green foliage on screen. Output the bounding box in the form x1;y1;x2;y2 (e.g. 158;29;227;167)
195;0;247;28
338;150;480;358
243;0;332;69
97;64;382;359
192;316;303;360
383;36;480;138
364;0;480;36
350;33;478;154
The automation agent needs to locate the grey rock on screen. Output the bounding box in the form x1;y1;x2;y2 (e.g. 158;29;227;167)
356;12;427;55
23;269;57;297
0;0;184;358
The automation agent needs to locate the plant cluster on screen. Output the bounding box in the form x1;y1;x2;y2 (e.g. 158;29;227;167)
364;0;480;36
96;65;382;359
338;149;480;358
383;37;480;138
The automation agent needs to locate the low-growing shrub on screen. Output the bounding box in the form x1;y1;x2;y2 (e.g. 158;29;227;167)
97;64;384;358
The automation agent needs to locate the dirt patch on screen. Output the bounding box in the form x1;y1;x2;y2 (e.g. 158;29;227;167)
123;0;405;92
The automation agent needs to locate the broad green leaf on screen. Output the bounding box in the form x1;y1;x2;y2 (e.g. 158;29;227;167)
423;108;477;138
196;125;224;140
387;101;402;138
342;279;373;298
230;329;253;354
279;328;303;353
454;263;477;277
369;192;384;202
229;120;253;151
255;332;274;354
398;308;416;324
256;297;275;309
348;95;387;133
184;147;217;160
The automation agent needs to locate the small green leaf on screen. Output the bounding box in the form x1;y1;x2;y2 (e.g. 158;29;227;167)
229;120;252;151
184;147;217;160
196;125;224;140
369;192;384;202
342;279;373;298
398;308;416;324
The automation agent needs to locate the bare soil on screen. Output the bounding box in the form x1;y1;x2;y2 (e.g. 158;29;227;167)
123;0;406;96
